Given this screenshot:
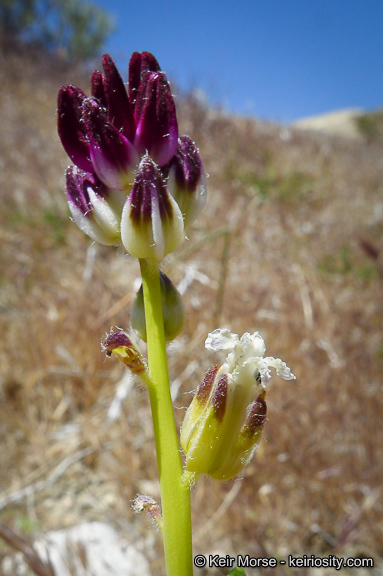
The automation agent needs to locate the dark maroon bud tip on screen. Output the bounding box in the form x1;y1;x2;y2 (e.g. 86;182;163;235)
133;71;178;165
243;394;267;437
91;70;107;109
103;331;134;354
102;54;135;140
128;51;161;106
129;155;173;225
57;85;93;173
196;365;220;403
140;51;161;73
173;136;204;193
212;373;228;422
65;166;90;216
83;97;138;190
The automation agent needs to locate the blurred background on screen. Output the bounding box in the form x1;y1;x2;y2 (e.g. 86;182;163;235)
0;0;382;574
93;0;383;122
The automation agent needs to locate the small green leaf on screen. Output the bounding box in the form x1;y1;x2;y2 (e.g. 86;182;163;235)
228;568;247;576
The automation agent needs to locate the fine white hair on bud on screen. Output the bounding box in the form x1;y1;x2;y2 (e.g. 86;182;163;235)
58;52;206;261
121;156;184;261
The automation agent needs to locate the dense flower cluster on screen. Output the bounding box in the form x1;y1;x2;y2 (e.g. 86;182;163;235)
58;52;206;261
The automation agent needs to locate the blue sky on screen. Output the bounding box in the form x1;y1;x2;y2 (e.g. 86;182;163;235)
93;0;383;122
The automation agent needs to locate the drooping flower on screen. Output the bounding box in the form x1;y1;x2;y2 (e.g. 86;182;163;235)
57;52;207;261
102;329;149;379
65;166;125;245
180;329;296;481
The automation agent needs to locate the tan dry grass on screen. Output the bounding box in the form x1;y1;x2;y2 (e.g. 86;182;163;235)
1;45;383;574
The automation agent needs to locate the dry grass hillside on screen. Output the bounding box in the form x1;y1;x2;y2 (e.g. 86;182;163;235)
293;108;364;140
1;44;383;574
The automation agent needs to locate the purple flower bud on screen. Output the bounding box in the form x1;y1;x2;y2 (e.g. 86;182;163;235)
103;330;135;355
167;136;207;227
91;70;107;108
83;98;139;190
101;54;135;141
103;329;147;376
66;166;124;245
121;155;184;261
134;71;178;166
128;51;161;106
58;51;207;255
57;86;93;172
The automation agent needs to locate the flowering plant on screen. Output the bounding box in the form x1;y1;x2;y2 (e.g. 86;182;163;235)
57;51;295;576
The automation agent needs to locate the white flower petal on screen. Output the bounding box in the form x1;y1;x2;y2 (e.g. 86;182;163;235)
264;357;296;380
257;359;272;385
88;189;121;239
206;329;295;384
240;331;266;358
205;328;239;352
68;202;118;245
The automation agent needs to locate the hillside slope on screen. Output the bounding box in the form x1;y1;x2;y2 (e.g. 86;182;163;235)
293;107;364;139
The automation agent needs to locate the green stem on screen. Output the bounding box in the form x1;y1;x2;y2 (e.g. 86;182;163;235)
139;258;193;576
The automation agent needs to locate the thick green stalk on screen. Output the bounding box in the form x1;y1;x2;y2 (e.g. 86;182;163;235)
139;258;193;576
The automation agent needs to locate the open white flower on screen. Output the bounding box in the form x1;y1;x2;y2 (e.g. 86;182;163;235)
181;329;295;481
205;328;296;384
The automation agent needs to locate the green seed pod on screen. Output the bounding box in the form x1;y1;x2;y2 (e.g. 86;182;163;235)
131;272;185;342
